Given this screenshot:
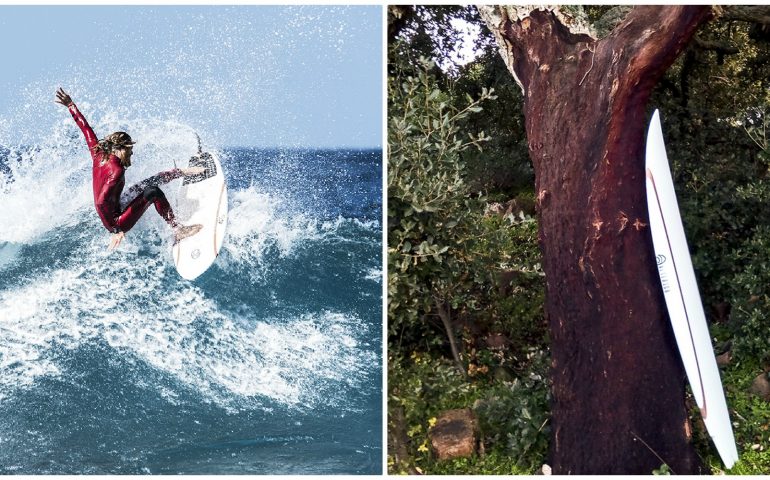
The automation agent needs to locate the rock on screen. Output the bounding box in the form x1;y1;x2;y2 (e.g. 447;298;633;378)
484;197;537;218
485;202;505;216
429;408;478;460
716;350;732;366
484;333;509;349
504;196;536;216
749;372;770;401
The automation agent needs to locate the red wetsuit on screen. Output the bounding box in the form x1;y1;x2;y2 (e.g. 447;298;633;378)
68;104;182;234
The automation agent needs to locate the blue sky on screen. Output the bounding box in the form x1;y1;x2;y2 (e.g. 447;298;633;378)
0;6;382;148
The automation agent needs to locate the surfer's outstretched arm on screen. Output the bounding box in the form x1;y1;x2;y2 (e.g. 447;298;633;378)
56;88;98;154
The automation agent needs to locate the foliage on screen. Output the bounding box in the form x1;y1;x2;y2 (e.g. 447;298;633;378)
454;53;532;197
388;352;550;475
727;225;770;364
681;360;770;474
388;10;545;356
387;51;495;352
473;348;551;470
422;450;534;475
389;5;495;77
387;352;482;475
390;5;532;198
388;34;548;475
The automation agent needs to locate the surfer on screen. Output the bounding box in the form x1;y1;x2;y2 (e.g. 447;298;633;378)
55;88;203;250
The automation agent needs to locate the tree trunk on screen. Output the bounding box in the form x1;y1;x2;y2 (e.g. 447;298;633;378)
478;5;713;474
434;297;468;379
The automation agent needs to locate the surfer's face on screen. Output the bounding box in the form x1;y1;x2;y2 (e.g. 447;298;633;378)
114;145;133;167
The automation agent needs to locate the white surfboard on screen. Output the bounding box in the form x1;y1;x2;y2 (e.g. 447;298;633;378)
172;146;228;280
645;109;738;468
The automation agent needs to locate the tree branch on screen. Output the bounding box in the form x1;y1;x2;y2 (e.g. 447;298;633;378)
477;6;523;92
605;6;712;82
433;297;468;379
716;5;770;25
692;36;739;56
477;6;595;94
388;5;414;43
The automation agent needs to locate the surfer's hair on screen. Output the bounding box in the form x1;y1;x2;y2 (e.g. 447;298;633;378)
93;131;135;166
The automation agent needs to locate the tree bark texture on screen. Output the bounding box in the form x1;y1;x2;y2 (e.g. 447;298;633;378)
479;5;713;474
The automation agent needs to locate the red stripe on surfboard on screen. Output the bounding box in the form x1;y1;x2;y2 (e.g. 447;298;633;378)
213;182;226;256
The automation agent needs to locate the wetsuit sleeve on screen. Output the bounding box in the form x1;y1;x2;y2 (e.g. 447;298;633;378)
67;104;99;153
95;163;123;233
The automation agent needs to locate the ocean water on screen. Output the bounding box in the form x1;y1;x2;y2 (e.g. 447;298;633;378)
0;127;382;474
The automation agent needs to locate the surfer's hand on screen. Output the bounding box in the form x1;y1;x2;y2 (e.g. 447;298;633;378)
55;88;73;107
108;231;125;251
182;167;205;176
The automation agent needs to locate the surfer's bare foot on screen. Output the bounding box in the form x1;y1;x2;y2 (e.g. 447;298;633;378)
174;224;203;243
